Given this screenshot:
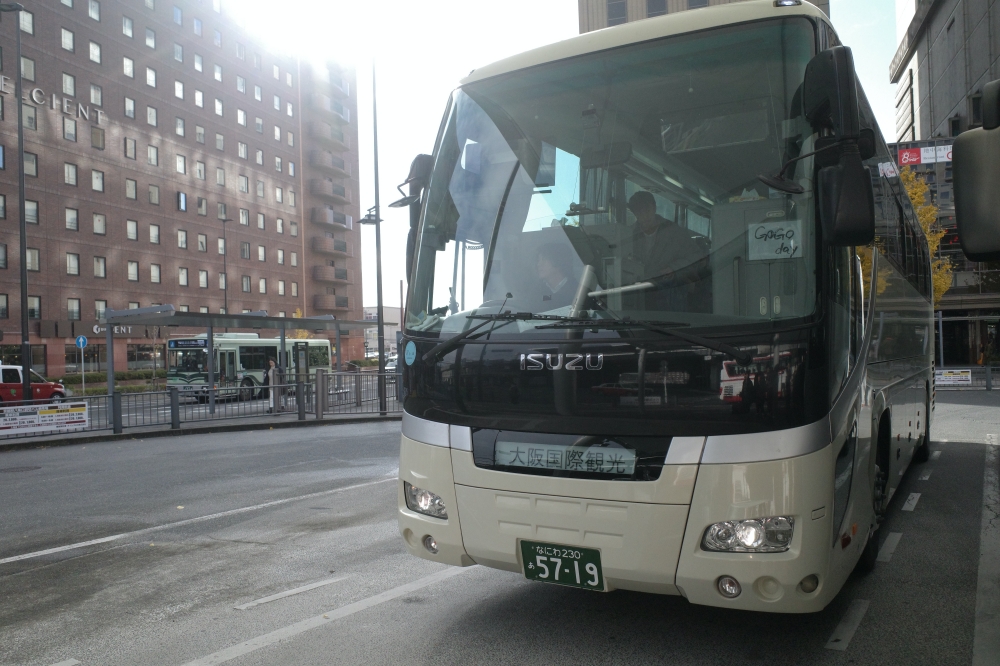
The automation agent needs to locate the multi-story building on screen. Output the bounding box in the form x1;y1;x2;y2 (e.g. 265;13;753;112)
0;0;364;377
578;0;829;33
891;0;1000;364
362;306;400;360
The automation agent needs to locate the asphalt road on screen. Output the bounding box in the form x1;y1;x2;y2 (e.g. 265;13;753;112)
0;394;997;666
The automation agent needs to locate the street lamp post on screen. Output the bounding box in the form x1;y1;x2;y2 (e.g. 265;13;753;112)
0;3;31;403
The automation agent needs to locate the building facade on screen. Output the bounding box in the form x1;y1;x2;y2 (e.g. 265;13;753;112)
892;0;1000;364
578;0;829;33
0;0;364;378
362;306;400;360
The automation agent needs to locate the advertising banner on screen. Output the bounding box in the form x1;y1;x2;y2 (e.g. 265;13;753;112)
897;148;921;165
935;369;972;386
897;145;953;167
0;402;89;436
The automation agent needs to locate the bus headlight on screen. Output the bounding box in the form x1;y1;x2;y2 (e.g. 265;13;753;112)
702;517;794;553
403;481;448;519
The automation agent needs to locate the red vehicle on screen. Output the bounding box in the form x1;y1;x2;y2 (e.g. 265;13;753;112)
0;365;69;404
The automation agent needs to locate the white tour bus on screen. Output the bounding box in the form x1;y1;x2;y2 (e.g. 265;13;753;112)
167;333;332;400
395;0;1000;612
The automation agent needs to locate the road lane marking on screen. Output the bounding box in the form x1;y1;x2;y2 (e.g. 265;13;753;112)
876;532;903;563
47;660;81;666
0;476;396;565
180;567;473;665
824;599;870;651
973;444;1000;666
919;471;932;480
901;493;921;511
931;451;942;460
235;576;349;610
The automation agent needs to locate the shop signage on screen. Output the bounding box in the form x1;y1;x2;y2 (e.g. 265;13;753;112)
92;323;136;337
0;76;108;125
0;401;89;435
897;145;952;166
935;368;972;386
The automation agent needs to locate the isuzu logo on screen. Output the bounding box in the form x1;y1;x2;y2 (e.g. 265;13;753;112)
520;353;603;371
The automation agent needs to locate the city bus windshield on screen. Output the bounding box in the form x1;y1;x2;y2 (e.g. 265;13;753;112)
168;349;207;374
407;18;819;338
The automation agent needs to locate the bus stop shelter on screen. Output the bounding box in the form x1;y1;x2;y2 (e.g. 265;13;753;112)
99;305;381;398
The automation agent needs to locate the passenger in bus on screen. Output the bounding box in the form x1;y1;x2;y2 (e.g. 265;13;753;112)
534;243;577;310
626;191;709;312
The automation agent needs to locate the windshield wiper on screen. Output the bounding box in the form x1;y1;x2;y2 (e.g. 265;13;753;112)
421;312;584;362
536;318;752;365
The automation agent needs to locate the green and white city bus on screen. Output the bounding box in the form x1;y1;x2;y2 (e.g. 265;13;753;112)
167;333;332;400
395;0;1000;612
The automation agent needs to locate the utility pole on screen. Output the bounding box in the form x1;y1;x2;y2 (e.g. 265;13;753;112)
372;64;387;415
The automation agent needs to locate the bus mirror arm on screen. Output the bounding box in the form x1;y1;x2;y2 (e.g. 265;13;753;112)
391;154;434;281
954;79;1000;261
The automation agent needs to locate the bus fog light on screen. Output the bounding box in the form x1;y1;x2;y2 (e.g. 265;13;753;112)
404;481;448;519
422;535;439;554
799;574;819;593
702;517;794;552
717;576;741;598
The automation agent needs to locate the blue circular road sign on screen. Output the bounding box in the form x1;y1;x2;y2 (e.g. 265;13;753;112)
75;335;88;349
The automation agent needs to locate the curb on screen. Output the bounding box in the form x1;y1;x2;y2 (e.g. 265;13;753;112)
0;413;402;453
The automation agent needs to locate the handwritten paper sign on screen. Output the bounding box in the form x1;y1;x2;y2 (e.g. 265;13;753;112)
748;220;802;261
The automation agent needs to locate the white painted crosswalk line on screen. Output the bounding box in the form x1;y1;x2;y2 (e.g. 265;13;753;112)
902;493;921;511
877;532;903;563
47;660;81;666
234;576;349;610
919;471;932;480
825;599;870;651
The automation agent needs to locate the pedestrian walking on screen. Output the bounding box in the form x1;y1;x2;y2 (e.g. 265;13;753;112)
265;357;284;413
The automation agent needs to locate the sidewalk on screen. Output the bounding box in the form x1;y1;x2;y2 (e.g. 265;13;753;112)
0;410;401;453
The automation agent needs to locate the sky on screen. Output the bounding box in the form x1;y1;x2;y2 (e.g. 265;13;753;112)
232;0;900;309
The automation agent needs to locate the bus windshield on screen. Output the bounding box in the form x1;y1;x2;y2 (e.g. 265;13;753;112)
408;18;819;337
168;349;207;374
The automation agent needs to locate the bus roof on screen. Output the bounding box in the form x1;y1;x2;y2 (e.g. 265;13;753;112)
460;0;828;86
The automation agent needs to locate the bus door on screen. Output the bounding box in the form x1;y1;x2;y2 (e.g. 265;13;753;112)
293;342;309;381
220;351;237;385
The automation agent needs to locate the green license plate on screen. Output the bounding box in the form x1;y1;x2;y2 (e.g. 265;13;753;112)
520;540;605;591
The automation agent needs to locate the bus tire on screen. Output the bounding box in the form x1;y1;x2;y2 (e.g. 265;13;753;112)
239;379;255;402
913;385;931;463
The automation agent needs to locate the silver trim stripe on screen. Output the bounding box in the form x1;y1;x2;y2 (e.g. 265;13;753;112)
701;416;832;464
664;437;705;465
401;412;450;448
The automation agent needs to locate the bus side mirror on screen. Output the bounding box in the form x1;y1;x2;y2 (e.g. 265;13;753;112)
390;153;434;281
803;46;875;246
954;79;1000;260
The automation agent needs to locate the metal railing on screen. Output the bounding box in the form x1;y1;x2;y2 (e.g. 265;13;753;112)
0;373;402;441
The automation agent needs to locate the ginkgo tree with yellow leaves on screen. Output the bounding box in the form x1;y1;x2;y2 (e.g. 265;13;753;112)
899;166;953;306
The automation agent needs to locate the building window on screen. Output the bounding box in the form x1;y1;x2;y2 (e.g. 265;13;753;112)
216;133;224;150
240;242;250;259
64;163;78;186
199;270;208;288
290;252;297;267
21;57;35;81
256;180;264;197
214;29;222;47
647;0;666;16
27;296;40;319
286;72;292;87
174;43;183;61
149;185;160;204
277;249;284;265
176;117;185;136
214;99;223;116
257;245;266;262
257;213;266;230
288;162;295;177
63;117;77;142
147;145;158;166
150;264;160;283
218;238;226;255
177;191;187;211
198;234;207;252
65;207;78;230
254;84;262;101
68;298;81;320
237;75;246;93
125;97;135;118
96;300;108;319
688;0;708;7
90;84;102;106
127;219;138;240
150;224;160;243
25;200;38;224
23;105;37;130
0;195;5;219
950;116;963;137
125;178;137;199
67;253;80;276
173;5;182;24
20;10;33;34
93;214;106;235
146;67;157;87
274;125;281;141
607;0;626;25
0;244;5;268
147;106;157;126
179;267;188;286
275;156;282;172
287;131;294;147
278;280;285;296
92;127;105;149
273;94;280;111
89;41;101;63
174;80;184;99
24;152;37;177
62;72;76;96
255;117;263;133
214;64;223;82
176;155;186;174
239;208;249;225
238;142;248;159
123;16;133;37
242;276;251;292
194;54;203;72
291;282;297;297
275;187;283;203
88;0;100;20
276;218;284;234
195;90;204;107
216;167;226;186
94;256;106;277
236;43;245;60
195;161;205;179
972;94;984;127
145;28;155;48
127;261;139;281
196;126;205;143
26;248;40;271
259;278;266;294
237;109;247;125
198;198;207;215
61;28;75;52
91;169;104;191
193;17;202;36
178;229;187;248
289;222;297;237
286;102;294;117
239;175;249;192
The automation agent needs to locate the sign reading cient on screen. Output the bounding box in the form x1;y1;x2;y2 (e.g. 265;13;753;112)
0;76;108;125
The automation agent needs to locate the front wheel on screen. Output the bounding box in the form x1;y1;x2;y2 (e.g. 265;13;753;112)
239;378;255;402
49;393;65;404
